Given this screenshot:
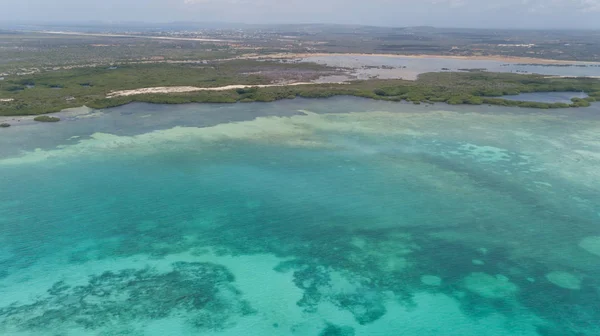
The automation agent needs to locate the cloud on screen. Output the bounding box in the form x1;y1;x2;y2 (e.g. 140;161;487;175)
578;0;600;12
179;0;600;20
181;0;600;14
431;0;468;8
514;0;600;13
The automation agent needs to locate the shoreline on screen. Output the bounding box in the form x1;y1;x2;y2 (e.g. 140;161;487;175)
0;106;94;126
241;52;600;65
5;52;598;79
1;92;593;128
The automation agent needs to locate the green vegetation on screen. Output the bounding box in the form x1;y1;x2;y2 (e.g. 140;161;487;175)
1;30;600;116
0;60;331;116
86;71;600;111
1;64;599;116
33;116;60;122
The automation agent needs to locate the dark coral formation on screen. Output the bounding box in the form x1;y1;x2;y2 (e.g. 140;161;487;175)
320;323;356;336
0;262;254;333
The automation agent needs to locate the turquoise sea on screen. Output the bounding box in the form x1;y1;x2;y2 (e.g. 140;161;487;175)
0;97;599;335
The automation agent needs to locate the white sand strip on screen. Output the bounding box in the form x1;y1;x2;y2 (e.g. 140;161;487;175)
36;31;233;43
107;82;342;98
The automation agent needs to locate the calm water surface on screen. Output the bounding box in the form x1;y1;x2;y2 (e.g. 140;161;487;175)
301;55;600;80
501;91;588;104
0;97;599;335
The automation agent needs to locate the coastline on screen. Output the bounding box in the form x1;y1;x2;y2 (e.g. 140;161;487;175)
241;52;600;65
0;106;94;126
5;52;598;79
0;91;593;129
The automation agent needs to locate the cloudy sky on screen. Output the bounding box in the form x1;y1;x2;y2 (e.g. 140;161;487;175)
2;0;600;29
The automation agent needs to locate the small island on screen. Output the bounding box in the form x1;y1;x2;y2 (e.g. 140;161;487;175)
33;116;61;122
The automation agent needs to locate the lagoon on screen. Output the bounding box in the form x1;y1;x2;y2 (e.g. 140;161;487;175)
300;55;600;80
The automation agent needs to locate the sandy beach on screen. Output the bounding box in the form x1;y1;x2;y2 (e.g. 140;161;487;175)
107;81;344;98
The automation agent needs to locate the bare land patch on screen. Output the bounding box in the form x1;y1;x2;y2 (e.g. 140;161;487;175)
107;82;345;98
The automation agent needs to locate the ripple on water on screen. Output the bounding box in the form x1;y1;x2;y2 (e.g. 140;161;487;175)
1;98;599;335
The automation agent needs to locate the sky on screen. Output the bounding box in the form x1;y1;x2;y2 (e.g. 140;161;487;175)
1;0;600;29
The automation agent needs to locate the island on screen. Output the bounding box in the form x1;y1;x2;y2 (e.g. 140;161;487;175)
1;25;599;117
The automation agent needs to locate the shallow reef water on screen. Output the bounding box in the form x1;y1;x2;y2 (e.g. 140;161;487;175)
0;97;599;335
